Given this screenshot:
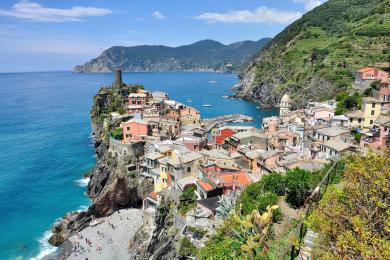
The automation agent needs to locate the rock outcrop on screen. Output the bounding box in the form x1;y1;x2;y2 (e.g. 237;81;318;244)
233;0;390;108
48;84;153;246
129;199;178;260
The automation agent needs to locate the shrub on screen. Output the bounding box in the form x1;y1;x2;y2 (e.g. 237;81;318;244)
285;168;312;208
260;172;286;195
111;127;123;140
354;133;362;142
178;237;197;258
307;154;390;259
178;186;197;215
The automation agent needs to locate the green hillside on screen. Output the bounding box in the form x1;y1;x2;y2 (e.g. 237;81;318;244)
235;0;390;108
74;38;271;73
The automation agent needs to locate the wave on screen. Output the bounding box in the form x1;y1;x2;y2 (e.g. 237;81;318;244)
29;230;57;260
76;205;89;212
75;177;90;187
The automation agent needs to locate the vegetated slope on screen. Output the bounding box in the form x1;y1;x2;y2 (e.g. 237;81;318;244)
234;0;390;108
74;38;271;73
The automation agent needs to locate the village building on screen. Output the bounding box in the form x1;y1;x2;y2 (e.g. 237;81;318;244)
121;119;150;143
354;67;389;89
279;93;292;116
360;115;390;151
224;130;267;153
319;140;355;160
311;126;351;144
346;97;381;130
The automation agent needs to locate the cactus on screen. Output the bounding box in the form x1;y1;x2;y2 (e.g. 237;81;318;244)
231;204;279;259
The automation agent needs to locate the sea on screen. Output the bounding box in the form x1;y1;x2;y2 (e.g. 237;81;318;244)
0;71;277;259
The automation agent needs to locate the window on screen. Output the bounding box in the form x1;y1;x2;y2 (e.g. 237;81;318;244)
358;119;362;123
370;120;373;125
350;118;353;123
372;103;375;108
187;167;191;173
385;127;388;132
371;110;375;116
327;136;330;141
127;127;130;130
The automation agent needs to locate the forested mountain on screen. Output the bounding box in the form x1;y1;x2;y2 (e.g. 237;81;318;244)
74;38;271;73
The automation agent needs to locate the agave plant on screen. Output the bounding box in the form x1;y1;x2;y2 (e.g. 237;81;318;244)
215;191;239;220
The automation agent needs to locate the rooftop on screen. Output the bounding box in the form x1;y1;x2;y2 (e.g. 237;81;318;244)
196;180;215;192
316;126;350;137
322;140;352;152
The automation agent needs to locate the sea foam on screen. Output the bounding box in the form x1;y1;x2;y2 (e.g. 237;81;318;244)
75;177;90;187
29;231;56;260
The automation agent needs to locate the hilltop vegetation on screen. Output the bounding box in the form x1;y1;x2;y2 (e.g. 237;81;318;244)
234;0;390;108
74;38;271;73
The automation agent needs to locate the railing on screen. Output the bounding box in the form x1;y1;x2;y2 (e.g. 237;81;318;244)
290;159;344;259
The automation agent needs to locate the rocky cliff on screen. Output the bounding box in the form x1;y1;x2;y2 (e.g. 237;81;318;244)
74;38;271;73
48;84;153;246
234;0;390;108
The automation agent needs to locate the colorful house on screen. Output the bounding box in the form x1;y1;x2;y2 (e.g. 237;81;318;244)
355;67;389;89
121;119;149;142
213;127;235;149
346;97;381;130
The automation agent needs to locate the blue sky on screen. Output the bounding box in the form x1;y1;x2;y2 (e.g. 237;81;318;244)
0;0;326;72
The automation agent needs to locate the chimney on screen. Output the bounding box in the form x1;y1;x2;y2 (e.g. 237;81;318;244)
114;69;122;84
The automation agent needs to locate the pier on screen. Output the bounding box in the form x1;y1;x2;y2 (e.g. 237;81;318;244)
202;114;253;132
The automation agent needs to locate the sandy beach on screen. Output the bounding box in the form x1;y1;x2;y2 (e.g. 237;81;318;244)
56;209;143;260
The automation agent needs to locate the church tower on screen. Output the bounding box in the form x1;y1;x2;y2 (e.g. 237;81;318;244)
279;93;292;116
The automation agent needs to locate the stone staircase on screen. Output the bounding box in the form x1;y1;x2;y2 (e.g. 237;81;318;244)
297;228;318;260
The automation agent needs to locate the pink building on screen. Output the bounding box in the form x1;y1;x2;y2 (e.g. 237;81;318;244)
355;67;389;88
121;119;149;142
313;107;334;121
127;92;150;114
378;82;390;109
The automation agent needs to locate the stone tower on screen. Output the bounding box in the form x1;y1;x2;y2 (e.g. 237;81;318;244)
114;69;122;84
279;93;292;116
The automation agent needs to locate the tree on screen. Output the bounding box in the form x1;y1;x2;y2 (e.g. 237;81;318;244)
307;154;390;259
285;168;312;208
260;172;286;196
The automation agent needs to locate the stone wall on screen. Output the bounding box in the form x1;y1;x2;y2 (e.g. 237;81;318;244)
108;137;144;160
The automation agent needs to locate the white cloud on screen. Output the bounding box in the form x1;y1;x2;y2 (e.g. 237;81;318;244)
293;0;325;11
152;11;166;20
195;7;302;24
0;1;111;22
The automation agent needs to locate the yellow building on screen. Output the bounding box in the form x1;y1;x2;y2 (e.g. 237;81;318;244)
346;97;381;131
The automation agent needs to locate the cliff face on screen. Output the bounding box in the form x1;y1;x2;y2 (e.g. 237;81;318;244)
234;0;390;108
48;84;153;246
74;38;271;73
129;199;178;260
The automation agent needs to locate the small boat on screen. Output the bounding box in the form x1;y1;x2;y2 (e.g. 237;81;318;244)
232;119;244;123
202;97;212;107
187;95;192;103
222;95;229;99
209;80;219;84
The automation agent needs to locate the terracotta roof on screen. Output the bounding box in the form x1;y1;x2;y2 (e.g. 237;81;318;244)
357;67;375;73
148;191;158;201
196;180;215;192
211;172;250;188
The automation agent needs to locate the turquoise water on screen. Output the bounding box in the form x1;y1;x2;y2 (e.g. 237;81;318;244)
0;71;277;259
